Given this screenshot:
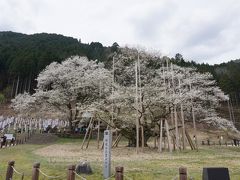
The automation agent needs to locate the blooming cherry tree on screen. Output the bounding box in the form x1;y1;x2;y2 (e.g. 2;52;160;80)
12;56;112;131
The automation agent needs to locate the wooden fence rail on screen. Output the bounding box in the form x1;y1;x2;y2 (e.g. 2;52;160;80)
179;167;187;180
6;161;14;180
67;165;75;180
2;161;189;180
32;162;40;180
201;140;239;146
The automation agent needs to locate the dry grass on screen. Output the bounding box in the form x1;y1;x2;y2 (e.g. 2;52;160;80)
32;138;240;180
1;135;240;179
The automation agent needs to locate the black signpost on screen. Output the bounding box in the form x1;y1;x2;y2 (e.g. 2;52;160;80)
202;167;230;180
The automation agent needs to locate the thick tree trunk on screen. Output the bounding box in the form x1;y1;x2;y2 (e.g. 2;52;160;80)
128;135;150;147
124;126;152;147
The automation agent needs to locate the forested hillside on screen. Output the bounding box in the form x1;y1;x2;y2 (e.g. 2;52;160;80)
0;31;239;106
0;31;116;100
173;54;240;105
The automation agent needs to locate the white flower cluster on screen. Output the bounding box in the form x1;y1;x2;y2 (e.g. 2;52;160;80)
10;49;234;132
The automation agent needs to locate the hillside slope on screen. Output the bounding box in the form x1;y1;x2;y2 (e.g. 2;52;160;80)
0;31;115;97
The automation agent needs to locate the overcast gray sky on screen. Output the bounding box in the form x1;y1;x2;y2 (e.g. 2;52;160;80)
0;0;240;64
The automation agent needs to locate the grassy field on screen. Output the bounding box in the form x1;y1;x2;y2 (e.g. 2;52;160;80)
1;137;240;180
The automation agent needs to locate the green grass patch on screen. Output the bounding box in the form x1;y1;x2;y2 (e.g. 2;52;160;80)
1;138;240;179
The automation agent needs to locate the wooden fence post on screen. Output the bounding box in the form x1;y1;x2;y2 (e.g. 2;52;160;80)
115;166;124;180
179;167;187;180
32;162;40;180
6;160;15;180
67;165;75;180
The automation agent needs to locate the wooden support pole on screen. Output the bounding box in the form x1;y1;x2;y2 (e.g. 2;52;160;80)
135;60;139;154
115;167;124;180
180;104;186;150
174;105;180;150
112;134;121;148
164;136;166;150
170;107;174;128
115;134;122;147
141;125;144;152
154;136;157;148
6;161;15;180
86;123;93;149
179;167;187;180
173;137;176;151
81;117;93;149
190;82;198;151
191;106;198;151
165;120;172;153
32;162;40;180
185;130;195;150
67;165;76;180
158;120;163;153
97;119;100;149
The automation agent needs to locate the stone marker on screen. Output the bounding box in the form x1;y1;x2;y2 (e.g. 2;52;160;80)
75;161;92;174
103;130;112;179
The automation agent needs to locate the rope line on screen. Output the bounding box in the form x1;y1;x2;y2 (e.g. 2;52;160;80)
39;169;65;179
11;166;24;175
73;171;87;180
11;166;24;180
